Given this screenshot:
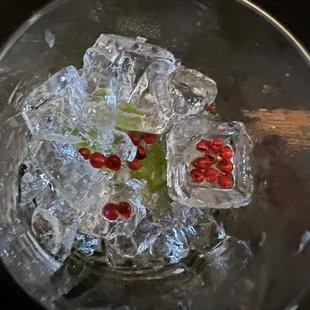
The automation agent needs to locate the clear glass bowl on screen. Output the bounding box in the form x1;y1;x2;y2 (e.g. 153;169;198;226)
1;0;310;309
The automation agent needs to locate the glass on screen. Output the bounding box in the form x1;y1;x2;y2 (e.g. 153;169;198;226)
0;0;310;309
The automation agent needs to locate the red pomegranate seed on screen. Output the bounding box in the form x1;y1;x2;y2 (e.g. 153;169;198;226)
220;146;233;160
142;133;157;144
127;158;141;170
128;132;141;146
218;160;234;174
196;139;210;152
136;146;146;160
204;168;220;183
192;157;213;170
218;175;233;189
102;203;119;221
190;169;205;184
209;138;224;153
78;148;91;160
89;152;105;168
118;201;132;220
205;150;217;162
105;154;121;171
206;103;215;112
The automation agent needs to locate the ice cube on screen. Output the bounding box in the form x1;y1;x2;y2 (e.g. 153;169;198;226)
99;179;147;240
167;116;253;209
95;128;137;162
131;217;161;254
22;66;85;141
73;233;98;256
29;139;112;213
151;223;189;265
31;199;78;260
114;58;176;134
83;34;175;93
185;210;225;252
171;67;217;117
19;160;50;204
83;34;176;134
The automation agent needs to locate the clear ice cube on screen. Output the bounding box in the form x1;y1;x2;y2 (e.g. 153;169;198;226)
170;67;218;117
31;199;78;260
83;34;177;134
83;34;175;94
22;66;85;142
29;139;112;213
73;233;98;256
167;116;253;209
151;223;189;265
99;179;147;240
20;160;50;204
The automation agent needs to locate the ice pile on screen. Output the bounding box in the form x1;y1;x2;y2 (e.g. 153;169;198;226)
19;34;252;267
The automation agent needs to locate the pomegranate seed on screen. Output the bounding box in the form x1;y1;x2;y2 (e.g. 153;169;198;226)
192;157;213;170
118;201;132;219
190;169;205;184
218;175;233;189
89;152;105;168
78;148;91;160
142;133;157;144
206;103;215;112
209;138;223;153
205;150;217;162
128;132;141;146
127;158;141;170
105;154;121;171
136;146;146;160
220;146;233;160
204;168;220;183
102;203;119;221
218;160;234;174
196;139;210;152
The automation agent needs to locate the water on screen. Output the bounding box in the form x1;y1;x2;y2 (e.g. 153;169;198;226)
19;34;253;275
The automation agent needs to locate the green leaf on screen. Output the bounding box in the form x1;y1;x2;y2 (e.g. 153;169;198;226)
118;104;145;116
130;141;166;193
91;88;108;102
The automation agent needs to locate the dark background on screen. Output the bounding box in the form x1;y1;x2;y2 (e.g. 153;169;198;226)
0;0;310;309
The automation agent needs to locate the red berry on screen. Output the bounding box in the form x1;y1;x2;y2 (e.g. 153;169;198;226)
190;169;205;184
206;104;215;112
204;168;220;183
102;203;119;221
128;132;141;146
218;175;233;189
89;152;105;168
127;158;141;170
142;133;157;144
118;201;132;220
105;154;121;171
136;146;146;160
196;139;210;152
220;146;233;160
78;148;91;160
209;138;223;153
218;160;233;174
192;157;213;170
